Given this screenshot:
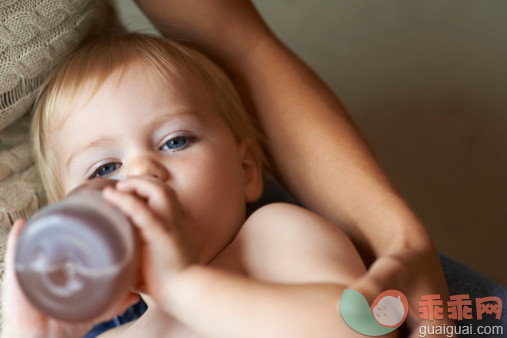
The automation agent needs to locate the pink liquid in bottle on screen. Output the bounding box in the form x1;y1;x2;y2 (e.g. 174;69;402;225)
14;179;140;322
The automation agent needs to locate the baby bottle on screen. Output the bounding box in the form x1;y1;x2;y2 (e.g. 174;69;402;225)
14;178;140;322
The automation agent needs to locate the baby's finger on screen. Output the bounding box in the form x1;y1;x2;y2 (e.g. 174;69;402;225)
115;176;178;217
103;187;173;236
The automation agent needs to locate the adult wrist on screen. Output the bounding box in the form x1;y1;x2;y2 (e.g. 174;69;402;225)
355;205;437;267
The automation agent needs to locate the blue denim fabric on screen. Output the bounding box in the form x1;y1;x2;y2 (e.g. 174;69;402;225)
84;179;506;337
83;298;147;338
440;254;506;336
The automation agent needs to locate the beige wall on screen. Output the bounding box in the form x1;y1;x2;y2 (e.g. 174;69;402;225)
115;0;506;284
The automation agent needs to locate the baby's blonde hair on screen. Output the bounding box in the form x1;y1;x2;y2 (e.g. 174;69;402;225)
32;33;267;204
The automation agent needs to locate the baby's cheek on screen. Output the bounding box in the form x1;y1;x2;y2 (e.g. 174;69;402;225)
176;152;246;257
188;165;245;225
187;147;245;209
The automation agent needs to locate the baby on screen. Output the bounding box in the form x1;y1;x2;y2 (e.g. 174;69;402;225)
23;33;367;337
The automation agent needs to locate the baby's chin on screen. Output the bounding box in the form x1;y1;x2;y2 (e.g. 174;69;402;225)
130;280;147;294
108;291;140;320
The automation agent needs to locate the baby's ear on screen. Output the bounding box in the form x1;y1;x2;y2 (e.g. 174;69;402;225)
239;140;263;203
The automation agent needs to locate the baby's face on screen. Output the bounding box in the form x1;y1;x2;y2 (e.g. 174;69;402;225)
49;65;258;263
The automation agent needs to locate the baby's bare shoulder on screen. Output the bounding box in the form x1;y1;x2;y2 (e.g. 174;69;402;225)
236;203;365;284
242;203;342;241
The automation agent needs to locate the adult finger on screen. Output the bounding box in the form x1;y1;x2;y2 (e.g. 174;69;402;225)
2;219;51;334
6;219;26;259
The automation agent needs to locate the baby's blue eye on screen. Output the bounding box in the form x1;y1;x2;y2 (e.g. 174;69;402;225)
89;162;120;179
161;136;193;151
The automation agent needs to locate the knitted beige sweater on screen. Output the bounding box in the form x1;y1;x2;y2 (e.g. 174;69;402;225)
0;0;122;328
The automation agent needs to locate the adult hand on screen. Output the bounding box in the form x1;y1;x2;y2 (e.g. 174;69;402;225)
351;246;455;337
2;219;139;338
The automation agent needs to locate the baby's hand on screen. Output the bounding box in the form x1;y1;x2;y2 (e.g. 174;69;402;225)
103;176;196;304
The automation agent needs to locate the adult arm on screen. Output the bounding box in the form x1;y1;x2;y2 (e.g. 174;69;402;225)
133;0;450;333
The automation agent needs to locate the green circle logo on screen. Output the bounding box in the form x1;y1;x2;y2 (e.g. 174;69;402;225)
340;289;409;336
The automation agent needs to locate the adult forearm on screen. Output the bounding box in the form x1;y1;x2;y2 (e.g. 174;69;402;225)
135;0;433;262
226;35;434;261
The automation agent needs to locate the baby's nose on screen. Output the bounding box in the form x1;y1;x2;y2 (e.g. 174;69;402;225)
126;156;169;181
